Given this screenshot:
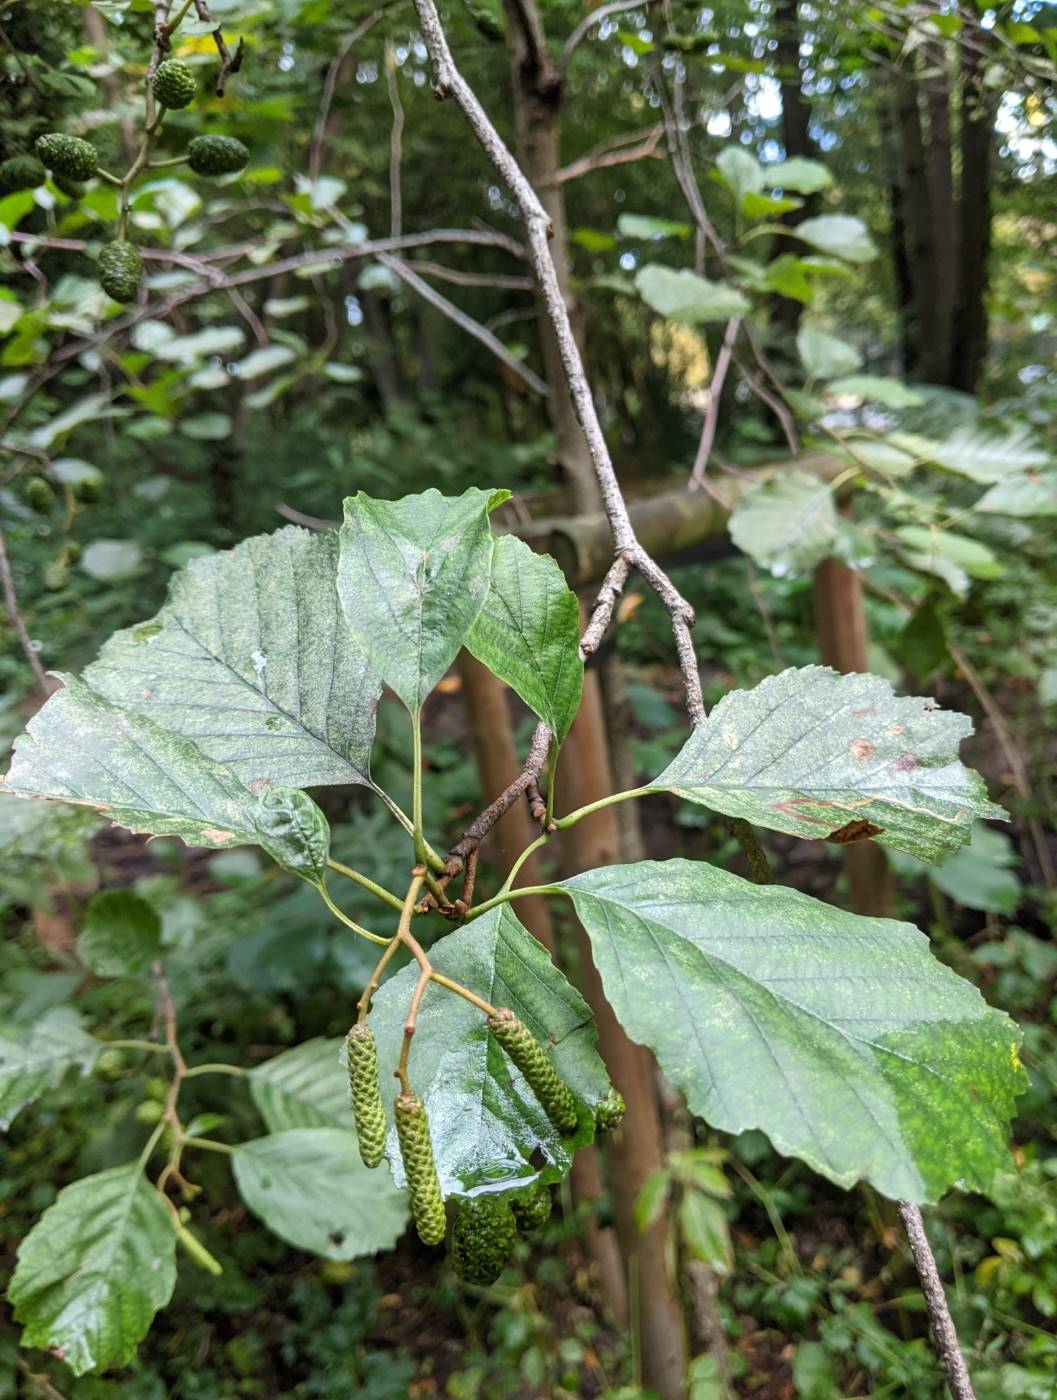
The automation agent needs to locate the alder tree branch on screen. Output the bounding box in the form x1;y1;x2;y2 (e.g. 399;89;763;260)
375;252;548;395
411;0;702;726
553;124;664;184
689;315;740;491
309;8;388;180
191;0;245;94
560;0;648;69
384;41;405;239
897;1202;976;1400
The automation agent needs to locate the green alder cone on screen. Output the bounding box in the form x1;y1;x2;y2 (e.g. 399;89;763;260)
346;1025;387;1169
152;59;196;109
34;133;97;181
394;1091;446;1246
25;477;54;514
0;155;46;192
186;134;249;177
487;1008;578;1135
594;1086;626;1133
97;241;143;303
509;1183;551;1233
452;1196;517;1285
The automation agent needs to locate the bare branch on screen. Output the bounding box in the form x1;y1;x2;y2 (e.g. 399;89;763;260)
445;721;552;876
191;0;245;95
561;0;647;69
412;261;534;291
554;124;664;185
897;1202;976;1400
689;316;739;491
384;41;405;239
0;525;49;699
412;0;701;721
375;252;548;396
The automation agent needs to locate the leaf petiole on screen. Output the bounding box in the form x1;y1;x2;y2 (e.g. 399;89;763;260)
318;881;391;945
463;883;564;922
552;786;652;831
326;858;406;912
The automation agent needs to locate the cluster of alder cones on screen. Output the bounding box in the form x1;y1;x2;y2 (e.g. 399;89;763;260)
347;1011;626;1284
1;60;248;304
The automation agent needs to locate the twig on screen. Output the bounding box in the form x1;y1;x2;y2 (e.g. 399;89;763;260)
385;41;405;240
412;0;701;723
445;721;552;877
375;252;547;396
689;316;739;491
0;524;49;698
560;0;648;68
411;261;534;291
897;1201;976;1400
554;125;664;184
191;0;245;95
309;9;388;180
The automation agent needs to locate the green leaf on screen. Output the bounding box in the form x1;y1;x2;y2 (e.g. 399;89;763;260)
796;327;862;379
635;264;750;324
78;890;161;977
895;526;1003;581
10;1163;177;1375
794;1341;836;1399
895;824;1022;917
617;213;690;240
86;526;379;790
3;675;330;882
232;1128;407;1260
369;906;609;1197
894;600;947;678
766;157;834;194
791;214;877;263
560;859;1024;1201
651;665;1005;861
826;375;924;409
466;536;583;743
742;191;802;219
249;1037;351;1131
927;425;1048;483
975;472;1057;516
634;1171;670;1231
679;1191;732;1273
715;146;764;203
81;540;143;581
728;472;838;575
337;488;507;713
764;253;813;304
0;1009;99;1130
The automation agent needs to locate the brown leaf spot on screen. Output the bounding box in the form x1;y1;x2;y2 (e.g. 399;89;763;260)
852;707;876;718
848;739;874;760
887;722;904;735
199;827;237;845
826;819;884;844
892;752;918;772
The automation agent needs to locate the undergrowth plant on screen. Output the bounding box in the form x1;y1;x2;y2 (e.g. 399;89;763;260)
0;483;1027;1375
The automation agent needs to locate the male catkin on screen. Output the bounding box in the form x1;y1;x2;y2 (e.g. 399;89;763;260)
487;1009;578;1135
394;1091;446;1246
345;1025;386;1169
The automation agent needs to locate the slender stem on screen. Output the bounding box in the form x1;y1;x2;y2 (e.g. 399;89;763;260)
318;882;390;945
146;156;189;170
94;168;125;186
500;831;550;896
464;883;563;922
552;785;652;831
412;711;426;863
182;1062;247;1079
326;858;405;912
897;1201;976;1400
182;1136;235;1156
105;1038;167;1053
358;872;425;1022
430;971;496;1016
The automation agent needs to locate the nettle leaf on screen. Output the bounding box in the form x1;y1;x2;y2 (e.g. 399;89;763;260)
561;859;1024;1202
975;472;1057;517
10;1163;177;1375
338;488;508;713
232;1128;407;1260
86;527;379;790
249;1037;351;1132
635;264;750;323
652;666;1004;861
78;890;162;977
796;327;862;379
0;1009;99;1131
3;676;330;883
467;536;583;743
728;472;838;575
369;906;609;1197
927;425;1048;483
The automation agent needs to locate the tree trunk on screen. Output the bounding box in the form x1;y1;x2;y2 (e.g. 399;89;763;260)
771;0;816;342
812;555;893;918
949;43;995;392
